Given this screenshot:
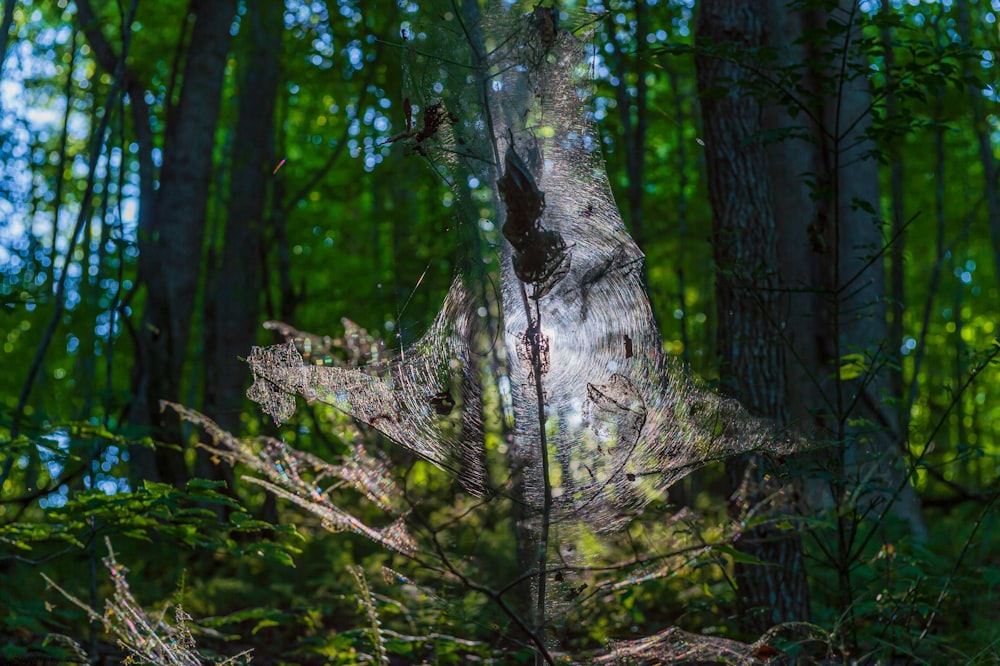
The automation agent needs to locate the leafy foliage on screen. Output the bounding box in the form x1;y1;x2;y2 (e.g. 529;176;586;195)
1;0;999;664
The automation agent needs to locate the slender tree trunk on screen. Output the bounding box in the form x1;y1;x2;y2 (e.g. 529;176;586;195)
199;0;281;495
881;0;906;430
75;0;163;483
668;67;690;366
607;2;656;323
0;0;16;85
130;0;238;484
607;7;646;243
46;24;78;283
762;0;926;540
956;2;1000;291
202;0;281;434
696;0;810;633
666;65;695;508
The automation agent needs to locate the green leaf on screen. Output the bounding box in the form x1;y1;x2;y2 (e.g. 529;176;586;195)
851;197;877;215
251;618;281;635
838;353;867;381
185;478;228;492
715;544;769;566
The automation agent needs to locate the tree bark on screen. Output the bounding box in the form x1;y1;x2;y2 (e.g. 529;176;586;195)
202;0;281;435
0;0;16;84
761;0;926;540
696;0;810;634
129;0;238;484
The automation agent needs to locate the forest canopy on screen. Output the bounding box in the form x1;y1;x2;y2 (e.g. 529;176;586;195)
1;0;999;664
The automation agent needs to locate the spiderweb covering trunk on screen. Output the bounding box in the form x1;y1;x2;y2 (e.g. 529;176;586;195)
243;0;802;654
248;1;795;523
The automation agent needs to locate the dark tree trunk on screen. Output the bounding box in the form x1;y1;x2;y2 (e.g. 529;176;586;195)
202;0;281;434
48;24;77;284
956;2;1000;294
0;0;16;83
881;0;906;432
761;0;926;540
74;1;155;282
130;0;238;484
696;0;810;634
607;0;648;245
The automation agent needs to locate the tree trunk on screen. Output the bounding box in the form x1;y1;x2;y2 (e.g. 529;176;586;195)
130;0;238;484
696;0;810;634
45;24;78;283
956;2;1000;289
607;0;648;245
881;0;906;432
761;0;926;541
0;0;16;84
202;0;281;435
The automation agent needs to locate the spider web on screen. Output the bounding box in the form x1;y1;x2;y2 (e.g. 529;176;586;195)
247;0;797;532
245;0;802;647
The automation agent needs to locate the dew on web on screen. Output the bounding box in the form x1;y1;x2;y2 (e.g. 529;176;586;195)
163;401;417;555
44;538;253;665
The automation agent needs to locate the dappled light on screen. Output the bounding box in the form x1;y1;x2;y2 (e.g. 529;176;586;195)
244;4;804;659
2;0;999;663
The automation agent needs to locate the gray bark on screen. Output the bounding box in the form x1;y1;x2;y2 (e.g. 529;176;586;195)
761;1;926;538
696;0;811;633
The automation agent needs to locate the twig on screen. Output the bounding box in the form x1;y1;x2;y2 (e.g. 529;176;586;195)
917;491;999;644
